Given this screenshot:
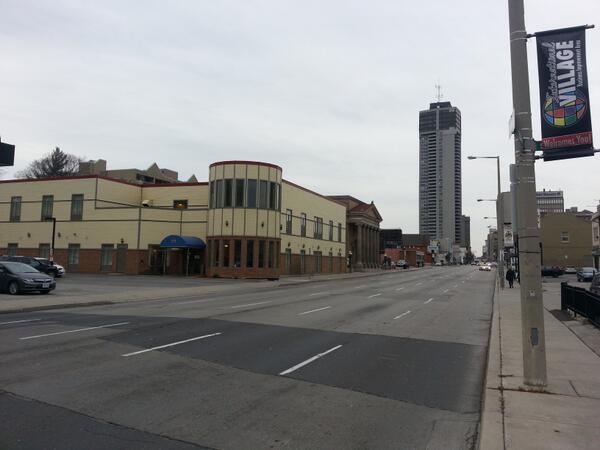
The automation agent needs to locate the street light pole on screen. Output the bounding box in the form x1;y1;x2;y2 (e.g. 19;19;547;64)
45;217;57;262
508;0;547;386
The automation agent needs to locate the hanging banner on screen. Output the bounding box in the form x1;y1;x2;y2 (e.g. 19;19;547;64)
0;141;15;167
503;225;514;248
536;26;594;161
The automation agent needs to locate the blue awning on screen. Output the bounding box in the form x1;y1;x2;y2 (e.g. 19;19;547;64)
159;235;206;249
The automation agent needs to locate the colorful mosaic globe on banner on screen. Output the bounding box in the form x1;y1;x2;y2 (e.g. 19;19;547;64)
543;90;587;127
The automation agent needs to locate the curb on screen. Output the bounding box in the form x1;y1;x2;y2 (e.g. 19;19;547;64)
277;266;430;287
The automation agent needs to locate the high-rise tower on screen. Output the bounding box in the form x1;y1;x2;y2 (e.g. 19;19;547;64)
418;101;462;246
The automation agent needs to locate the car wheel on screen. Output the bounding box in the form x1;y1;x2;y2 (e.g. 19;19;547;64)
8;281;19;295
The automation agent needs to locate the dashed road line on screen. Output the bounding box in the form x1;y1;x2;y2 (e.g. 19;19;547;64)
230;301;271;309
368;293;382;299
122;332;221;357
424;298;434;304
20;322;130;340
443;289;449;293
415;282;423;286
0;318;41;326
393;311;411;320
309;292;329;297
395;287;405;291
299;306;331;316
279;345;343;376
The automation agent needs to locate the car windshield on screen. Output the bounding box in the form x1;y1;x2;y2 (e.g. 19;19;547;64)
1;262;41;274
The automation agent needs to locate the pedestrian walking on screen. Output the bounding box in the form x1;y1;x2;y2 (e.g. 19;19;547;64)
506;267;516;288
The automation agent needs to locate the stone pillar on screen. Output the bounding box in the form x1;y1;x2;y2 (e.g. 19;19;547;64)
368;227;373;267
356;224;363;269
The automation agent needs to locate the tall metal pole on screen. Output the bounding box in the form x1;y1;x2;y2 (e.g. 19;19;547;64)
508;0;547;386
496;158;505;289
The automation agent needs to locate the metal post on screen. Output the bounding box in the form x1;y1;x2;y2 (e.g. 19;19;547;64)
508;0;547;386
496;158;505;289
48;217;56;262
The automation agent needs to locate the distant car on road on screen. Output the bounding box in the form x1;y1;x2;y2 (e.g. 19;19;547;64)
577;267;597;282
397;260;409;269
541;266;562;277
564;266;577;274
590;273;600;296
0;261;56;295
479;264;492;272
35;257;65;277
0;256;60;278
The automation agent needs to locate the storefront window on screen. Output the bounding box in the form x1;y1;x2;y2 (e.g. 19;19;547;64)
223;240;230;267
246;240;254;268
234;240;242;267
258;240;265;268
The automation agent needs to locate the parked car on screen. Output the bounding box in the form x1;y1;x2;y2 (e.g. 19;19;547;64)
577;267;597;282
590;273;600;296
541;266;562;278
564;266;577;274
0;261;56;295
34;257;65;277
0;256;60;277
397;260;409;269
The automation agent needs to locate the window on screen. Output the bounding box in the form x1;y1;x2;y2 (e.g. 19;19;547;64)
215;179;224;208
328;220;334;241
223;240;230;267
214;240;220;266
338;223;342;242
286;209;293;234
268;241;275;268
101;244;114;270
68;244;80;266
209;181;215;208
247;179;257;208
173;199;188;209
7;243;18;256
258;241;265;268
314;217;323;239
235;179;245;207
224;179;233;207
300;250;306;274
285;248;292;273
560;232;570;243
41;195;54;220
9;196;21;222
259;180;268;209
71;194;84;220
234;240;242;267
246;240;254;268
39;243;50;259
301;213;307;237
269;182;277;210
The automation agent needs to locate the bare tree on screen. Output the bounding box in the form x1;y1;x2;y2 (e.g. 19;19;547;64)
16;147;82;179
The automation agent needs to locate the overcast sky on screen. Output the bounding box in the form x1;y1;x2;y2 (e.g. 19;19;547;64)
1;0;599;255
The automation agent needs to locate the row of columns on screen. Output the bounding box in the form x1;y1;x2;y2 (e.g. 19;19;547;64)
354;223;380;269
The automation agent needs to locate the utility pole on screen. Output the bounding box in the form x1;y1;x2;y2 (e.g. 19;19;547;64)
508;0;547;386
496;158;505;289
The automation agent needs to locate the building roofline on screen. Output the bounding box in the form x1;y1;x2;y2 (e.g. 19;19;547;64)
209;160;282;171
282;179;344;208
0;175;207;188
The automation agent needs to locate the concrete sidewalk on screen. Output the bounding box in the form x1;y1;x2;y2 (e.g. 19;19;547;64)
480;280;600;449
0;266;429;314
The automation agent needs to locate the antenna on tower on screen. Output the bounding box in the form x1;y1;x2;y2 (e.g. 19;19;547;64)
435;82;443;102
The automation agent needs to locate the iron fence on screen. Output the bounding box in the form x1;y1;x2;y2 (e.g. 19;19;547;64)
561;282;600;327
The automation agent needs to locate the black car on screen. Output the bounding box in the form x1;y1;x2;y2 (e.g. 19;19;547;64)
541;266;562;277
577;267;597;282
0;261;56;295
0;255;60;277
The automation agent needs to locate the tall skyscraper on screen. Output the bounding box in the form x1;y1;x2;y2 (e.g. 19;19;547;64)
419;101;462;246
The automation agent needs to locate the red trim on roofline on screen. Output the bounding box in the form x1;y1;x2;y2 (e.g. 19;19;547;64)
209;160;282;171
282;179;343;207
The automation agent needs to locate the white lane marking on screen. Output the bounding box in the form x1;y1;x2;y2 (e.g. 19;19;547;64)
279;344;343;376
462;280;465;283
443;289;449;293
424;298;434;304
368;293;382;299
174;298;218;305
393;311;411;320
298;306;331;316
0;318;41;326
20;322;129;340
309;292;328;297
395;287;405;291
453;285;458;288
122;332;221;357
355;285;367;289
416;282;423;286
230;301;271;309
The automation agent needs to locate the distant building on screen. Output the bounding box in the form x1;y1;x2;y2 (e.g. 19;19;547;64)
382;233;432;266
460;215;470;249
380;229;403;249
592;205;600;269
540;212;593;268
78;159;197;184
418;101;462;246
536;189;564;213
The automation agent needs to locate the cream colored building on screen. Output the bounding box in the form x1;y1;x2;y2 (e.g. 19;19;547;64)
0;160;350;278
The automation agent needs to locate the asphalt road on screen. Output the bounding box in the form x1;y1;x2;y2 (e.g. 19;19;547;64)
0;266;494;450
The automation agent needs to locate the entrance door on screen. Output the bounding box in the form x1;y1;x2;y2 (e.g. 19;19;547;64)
116;244;128;273
300;250;306;274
